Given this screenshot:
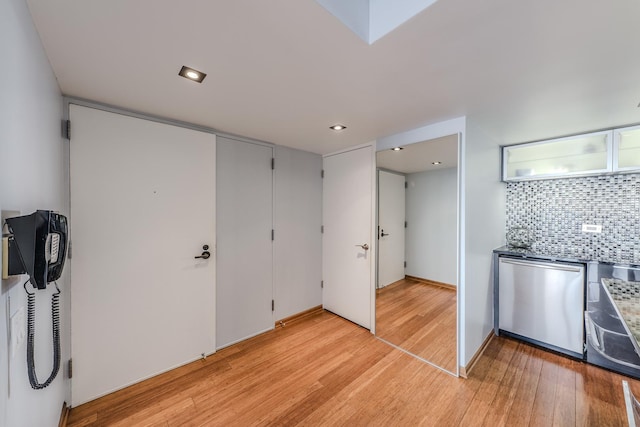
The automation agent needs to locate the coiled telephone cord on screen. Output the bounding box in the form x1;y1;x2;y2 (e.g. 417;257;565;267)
24;280;61;389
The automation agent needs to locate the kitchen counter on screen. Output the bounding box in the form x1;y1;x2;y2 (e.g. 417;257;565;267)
493;245;591;264
602;278;640;346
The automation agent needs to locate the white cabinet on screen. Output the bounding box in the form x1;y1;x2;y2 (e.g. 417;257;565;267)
614;125;640;171
503;130;612;181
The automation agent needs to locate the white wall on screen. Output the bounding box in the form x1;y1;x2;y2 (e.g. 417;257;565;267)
405;167;457;285
461;117;505;366
0;0;68;425
274;146;323;320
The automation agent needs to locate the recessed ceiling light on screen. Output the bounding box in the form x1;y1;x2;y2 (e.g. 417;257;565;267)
391;147;403;151
179;66;206;83
330;124;347;131
432;161;442;165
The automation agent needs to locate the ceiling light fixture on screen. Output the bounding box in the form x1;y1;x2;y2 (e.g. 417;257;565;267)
330;124;347;131
432;161;442;165
179;66;206;83
391;147;403;151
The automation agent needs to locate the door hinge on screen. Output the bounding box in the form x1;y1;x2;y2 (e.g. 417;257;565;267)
404;221;408;228
62;120;71;140
404;261;407;268
404;181;408;189
271;229;275;241
271;299;275;311
67;240;72;259
321;225;324;234
321;280;324;289
68;359;73;379
321;169;324;178
271;158;275;170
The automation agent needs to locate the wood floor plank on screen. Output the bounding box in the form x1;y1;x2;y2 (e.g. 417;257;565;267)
458;337;521;425
480;341;533;426
575;360;628;426
109;397;194;427
551;355;577;427
68;311;637;426
502;342;545;426
531;358;560;425
376;278;457;372
397;363;464;425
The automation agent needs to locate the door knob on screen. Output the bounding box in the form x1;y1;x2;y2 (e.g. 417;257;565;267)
355;244;369;251
380;229;389;237
195;251;211;259
195;244;211;259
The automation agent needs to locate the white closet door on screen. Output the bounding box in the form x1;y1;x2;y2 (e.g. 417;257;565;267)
70;105;216;406
273;146;323;320
323;146;374;329
216;137;273;348
377;170;406;288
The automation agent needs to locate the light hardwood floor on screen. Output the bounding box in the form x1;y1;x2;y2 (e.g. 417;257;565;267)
376;278;457;372
68;310;635;426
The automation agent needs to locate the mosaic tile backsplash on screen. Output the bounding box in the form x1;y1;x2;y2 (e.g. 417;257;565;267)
506;174;640;264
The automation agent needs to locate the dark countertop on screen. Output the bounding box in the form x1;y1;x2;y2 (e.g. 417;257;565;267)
493;245;591;264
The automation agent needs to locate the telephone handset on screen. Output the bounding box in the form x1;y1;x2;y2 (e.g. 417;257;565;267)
4;210;68;389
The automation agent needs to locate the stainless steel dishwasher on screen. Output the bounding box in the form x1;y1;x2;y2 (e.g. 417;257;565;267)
497;257;585;358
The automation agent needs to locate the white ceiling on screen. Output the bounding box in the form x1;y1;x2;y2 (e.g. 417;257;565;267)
26;0;640;155
377;134;458;174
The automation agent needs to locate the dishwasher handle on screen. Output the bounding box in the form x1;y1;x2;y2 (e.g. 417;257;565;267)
499;258;583;273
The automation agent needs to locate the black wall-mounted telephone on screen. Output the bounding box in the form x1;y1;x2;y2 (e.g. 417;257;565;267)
4;210;68;390
5;210;68;289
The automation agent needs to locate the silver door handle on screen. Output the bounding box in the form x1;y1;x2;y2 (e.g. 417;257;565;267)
356;244;369;251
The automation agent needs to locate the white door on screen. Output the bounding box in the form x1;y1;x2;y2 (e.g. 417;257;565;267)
69;105;216;406
323;146;374;329
378;170;405;288
216;137;273;348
